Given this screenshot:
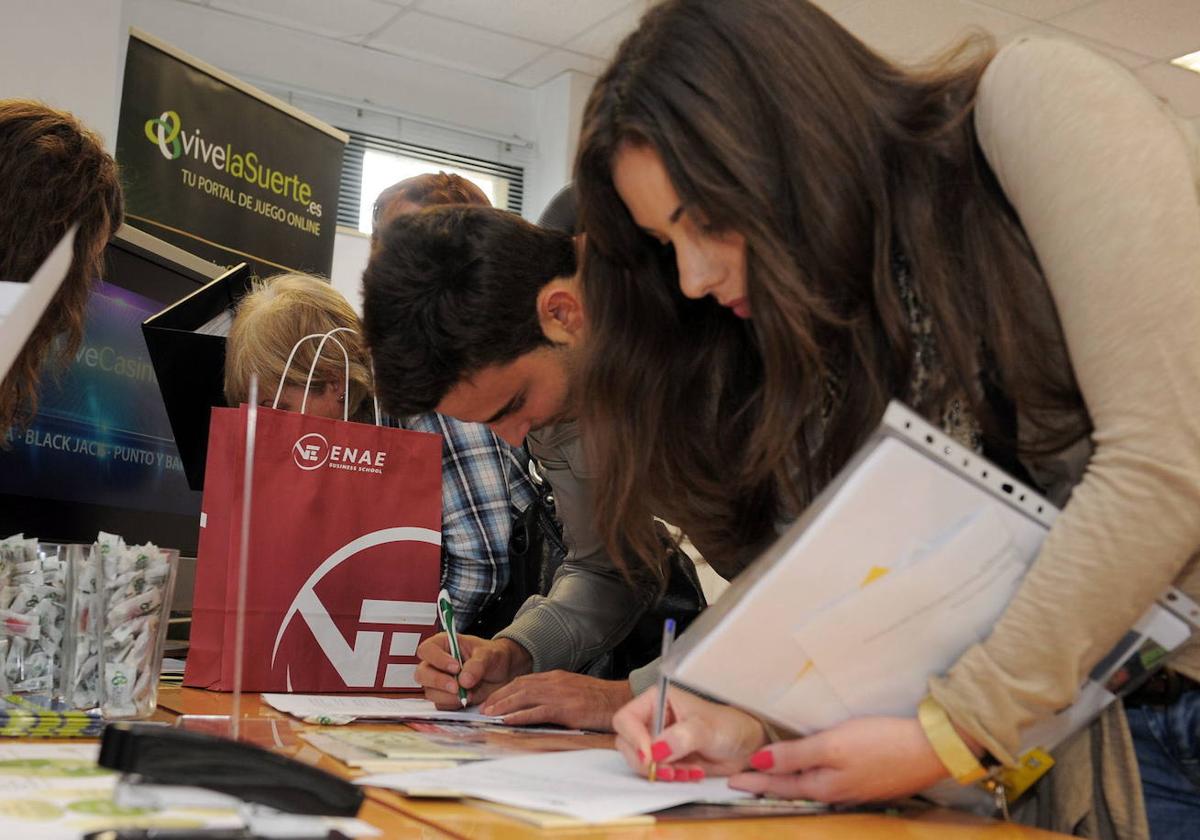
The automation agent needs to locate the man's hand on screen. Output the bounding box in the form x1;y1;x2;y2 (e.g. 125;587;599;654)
481;671;633;731
415;633;532;709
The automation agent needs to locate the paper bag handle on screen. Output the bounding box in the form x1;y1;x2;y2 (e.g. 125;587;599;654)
274;328;383;425
274;328;353;422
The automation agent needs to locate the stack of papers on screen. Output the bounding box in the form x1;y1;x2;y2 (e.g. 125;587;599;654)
300;731;463;773
262;693;504;725
358;748;752;823
0;743;376;838
300;727;529;773
316;728;482;760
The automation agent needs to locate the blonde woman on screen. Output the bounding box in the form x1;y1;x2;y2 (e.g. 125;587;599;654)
225;273;374;421
225;273;535;629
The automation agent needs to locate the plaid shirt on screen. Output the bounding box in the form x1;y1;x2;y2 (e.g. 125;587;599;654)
400;413;537;628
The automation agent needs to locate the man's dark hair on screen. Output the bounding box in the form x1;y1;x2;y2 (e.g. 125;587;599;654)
371;171;490;235
537;183;577;235
362;205;576;416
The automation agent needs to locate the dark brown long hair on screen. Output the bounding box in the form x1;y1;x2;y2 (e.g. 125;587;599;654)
0;100;124;431
576;0;1087;574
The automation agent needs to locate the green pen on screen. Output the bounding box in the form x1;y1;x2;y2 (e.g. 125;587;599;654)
437;588;469;708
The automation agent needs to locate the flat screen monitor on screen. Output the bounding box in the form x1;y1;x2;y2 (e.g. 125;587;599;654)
0;226;223;555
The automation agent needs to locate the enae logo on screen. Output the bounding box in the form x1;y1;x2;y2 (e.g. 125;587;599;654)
290;433;388;474
271;527;442;689
292;433;329;470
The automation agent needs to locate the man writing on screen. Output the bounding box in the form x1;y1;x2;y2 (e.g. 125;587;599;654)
361;201;672;730
366;172;537;631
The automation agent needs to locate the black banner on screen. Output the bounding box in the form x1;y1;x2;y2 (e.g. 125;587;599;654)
116;31;346;278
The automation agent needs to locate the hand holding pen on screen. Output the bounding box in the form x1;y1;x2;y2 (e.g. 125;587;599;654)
611;621;771;781
647;618;676;781
436;588;469;708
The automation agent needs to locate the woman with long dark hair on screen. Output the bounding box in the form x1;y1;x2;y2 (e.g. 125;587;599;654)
575;1;1200;835
0;100;124;431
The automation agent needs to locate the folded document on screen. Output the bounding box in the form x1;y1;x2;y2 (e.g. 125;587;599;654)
666;401;1199;754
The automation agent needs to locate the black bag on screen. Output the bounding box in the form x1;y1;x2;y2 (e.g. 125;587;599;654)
468;457;706;679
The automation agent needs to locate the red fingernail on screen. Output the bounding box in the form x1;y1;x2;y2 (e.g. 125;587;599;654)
690;768;706;781
750;749;774;771
650;741;672;762
657;766;675;781
637;749;645;762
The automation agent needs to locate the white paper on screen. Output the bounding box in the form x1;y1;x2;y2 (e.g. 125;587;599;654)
782;508;1027;730
0;283;28;317
357;748;752;823
0;743;245;839
262;693;504;723
0;226;76;383
669;436;1049;735
195;307;235;337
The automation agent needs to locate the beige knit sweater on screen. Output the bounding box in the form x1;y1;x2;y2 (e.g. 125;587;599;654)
927;37;1200;838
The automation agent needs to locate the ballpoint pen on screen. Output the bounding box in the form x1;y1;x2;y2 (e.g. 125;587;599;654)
437;588;469;708
647;617;677;782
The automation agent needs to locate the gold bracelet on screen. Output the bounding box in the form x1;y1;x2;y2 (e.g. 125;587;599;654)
917;696;988;785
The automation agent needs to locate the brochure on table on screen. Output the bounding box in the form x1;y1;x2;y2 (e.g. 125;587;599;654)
358;748;752;823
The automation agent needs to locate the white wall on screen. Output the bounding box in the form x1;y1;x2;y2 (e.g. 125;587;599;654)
119;0;535;145
527;69;596;222
0;0;124;147
330;228;372;316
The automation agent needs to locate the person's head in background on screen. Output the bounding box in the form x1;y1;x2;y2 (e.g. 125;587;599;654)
371;171;490;242
225;273;374;422
573;0;1083;569
362;205;581;446
0;100;124;431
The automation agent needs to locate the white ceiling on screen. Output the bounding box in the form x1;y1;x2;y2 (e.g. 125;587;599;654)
175;0;1200;117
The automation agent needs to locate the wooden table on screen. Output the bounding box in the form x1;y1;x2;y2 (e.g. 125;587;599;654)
149;687;1069;839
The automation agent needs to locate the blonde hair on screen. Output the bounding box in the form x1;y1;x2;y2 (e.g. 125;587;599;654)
224;273;373;418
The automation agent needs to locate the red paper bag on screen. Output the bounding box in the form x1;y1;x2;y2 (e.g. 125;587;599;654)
184;404;443;692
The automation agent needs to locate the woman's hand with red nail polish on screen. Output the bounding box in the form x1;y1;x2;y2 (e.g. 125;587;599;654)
749;749;774;771
730;717;949;803
612;686;769;779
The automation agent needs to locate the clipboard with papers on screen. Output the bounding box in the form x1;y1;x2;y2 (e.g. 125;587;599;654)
664;401;1200;758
